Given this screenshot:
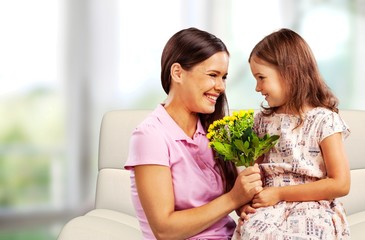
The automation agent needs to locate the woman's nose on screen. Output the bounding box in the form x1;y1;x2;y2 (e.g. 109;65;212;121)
215;78;226;92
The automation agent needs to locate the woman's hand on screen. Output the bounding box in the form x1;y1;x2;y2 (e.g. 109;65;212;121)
229;164;263;208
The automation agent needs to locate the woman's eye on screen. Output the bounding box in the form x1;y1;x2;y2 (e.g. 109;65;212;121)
209;74;217;78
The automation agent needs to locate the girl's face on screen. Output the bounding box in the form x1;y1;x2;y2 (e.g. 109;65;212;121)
179;51;229;114
250;56;287;110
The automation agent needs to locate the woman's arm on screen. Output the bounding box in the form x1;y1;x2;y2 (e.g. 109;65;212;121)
251;132;350;208
135;164;262;240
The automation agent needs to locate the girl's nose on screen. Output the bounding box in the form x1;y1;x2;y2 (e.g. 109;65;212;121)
255;82;261;92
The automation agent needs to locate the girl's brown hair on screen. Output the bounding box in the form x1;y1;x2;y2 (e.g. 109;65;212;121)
161;27;237;192
249;28;338;120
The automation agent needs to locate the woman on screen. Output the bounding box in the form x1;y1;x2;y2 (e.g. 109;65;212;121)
125;27;262;239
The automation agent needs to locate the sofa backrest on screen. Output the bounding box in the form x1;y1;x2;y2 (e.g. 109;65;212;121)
95;110;150;215
338;110;365;170
98;110;151;169
94;109;365;216
337;110;365;215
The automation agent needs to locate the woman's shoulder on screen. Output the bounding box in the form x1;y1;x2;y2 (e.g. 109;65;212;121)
130;107;168;140
133;104;187;141
135;105;169;129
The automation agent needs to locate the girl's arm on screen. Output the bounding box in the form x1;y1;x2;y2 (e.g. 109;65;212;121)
134;164;262;240
251;132;350;208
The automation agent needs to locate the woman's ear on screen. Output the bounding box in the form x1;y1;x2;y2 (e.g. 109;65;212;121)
170;63;183;83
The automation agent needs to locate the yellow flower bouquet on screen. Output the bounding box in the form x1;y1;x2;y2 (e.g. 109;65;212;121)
207;110;279;167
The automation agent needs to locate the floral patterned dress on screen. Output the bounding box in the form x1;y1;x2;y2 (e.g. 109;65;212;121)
233;107;351;240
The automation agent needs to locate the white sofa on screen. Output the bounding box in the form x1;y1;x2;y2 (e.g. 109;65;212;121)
58;109;365;239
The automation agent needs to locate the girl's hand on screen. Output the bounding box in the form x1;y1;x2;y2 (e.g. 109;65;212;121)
235;203;257;235
251;187;281;208
238;203;257;221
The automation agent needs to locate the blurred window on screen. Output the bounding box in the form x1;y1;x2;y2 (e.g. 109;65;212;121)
0;0;364;239
0;0;67;238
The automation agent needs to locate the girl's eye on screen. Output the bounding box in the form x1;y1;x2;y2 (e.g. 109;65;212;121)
258;76;265;80
209;74;217;78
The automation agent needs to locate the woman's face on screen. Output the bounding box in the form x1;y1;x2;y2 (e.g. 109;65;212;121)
250;56;287;110
179;51;229;114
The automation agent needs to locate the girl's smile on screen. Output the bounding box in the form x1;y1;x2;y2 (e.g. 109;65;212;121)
249;56;286;110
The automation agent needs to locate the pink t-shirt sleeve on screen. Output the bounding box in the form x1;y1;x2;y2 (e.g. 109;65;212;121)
125;122;169;169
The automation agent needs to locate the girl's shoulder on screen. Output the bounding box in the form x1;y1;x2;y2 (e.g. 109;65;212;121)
305;107;342;122
306;107;350;140
254;110;298;121
307;107;333;115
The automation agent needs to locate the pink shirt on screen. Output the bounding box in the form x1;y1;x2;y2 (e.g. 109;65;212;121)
124;104;235;239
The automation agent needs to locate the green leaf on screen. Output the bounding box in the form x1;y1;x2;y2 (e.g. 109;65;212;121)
241;128;252;142
210;141;235;160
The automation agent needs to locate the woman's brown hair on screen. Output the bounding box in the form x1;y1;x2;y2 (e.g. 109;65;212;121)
161;27;237;192
249;28;338;120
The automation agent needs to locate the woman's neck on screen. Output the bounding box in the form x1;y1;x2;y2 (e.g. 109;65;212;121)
164;102;198;138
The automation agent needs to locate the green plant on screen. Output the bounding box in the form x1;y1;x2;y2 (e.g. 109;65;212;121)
207;110;279;167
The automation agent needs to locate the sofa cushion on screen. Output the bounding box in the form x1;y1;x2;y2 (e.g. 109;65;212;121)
95;169;136;216
347;212;365;240
338;169;365;216
57;214;142;240
86;209;140;229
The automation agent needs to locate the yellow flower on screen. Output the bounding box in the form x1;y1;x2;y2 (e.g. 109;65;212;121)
207;109;279;167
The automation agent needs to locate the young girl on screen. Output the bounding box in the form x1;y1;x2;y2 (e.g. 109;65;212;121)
233;28;351;239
